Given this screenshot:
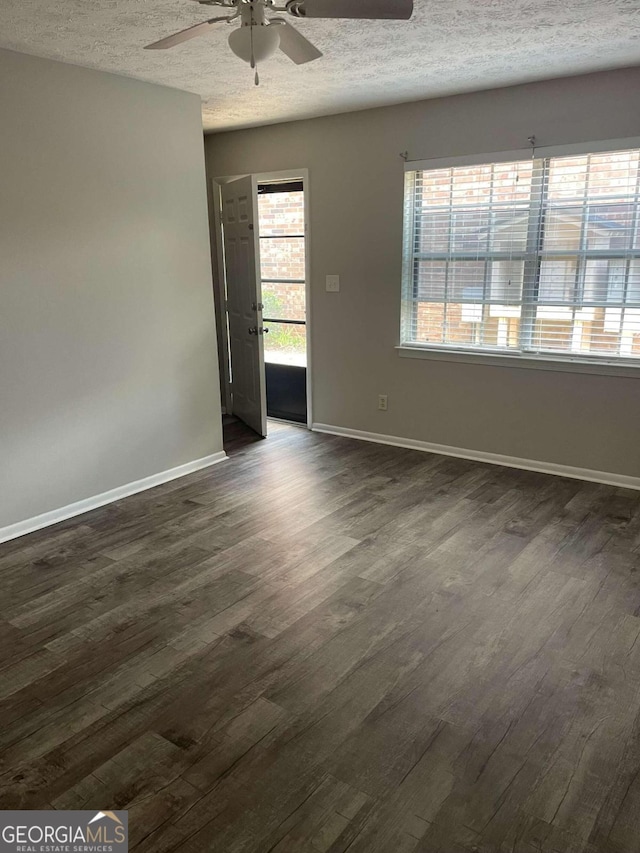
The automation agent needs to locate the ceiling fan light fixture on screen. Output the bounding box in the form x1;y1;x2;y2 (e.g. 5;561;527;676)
228;24;281;64
144;0;414;69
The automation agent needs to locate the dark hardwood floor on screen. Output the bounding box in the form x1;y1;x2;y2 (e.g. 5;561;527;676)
2;420;640;852
222;413;264;454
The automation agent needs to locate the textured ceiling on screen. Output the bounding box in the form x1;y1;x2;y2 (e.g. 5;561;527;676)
1;0;640;132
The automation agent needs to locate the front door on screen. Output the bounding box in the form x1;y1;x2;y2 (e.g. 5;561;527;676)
222;176;267;437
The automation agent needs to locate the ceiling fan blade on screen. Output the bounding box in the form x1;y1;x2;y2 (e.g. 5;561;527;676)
144;16;229;50
287;0;413;18
271;19;323;64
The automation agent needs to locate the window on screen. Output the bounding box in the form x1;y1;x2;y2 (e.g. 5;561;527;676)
401;148;640;363
257;181;307;367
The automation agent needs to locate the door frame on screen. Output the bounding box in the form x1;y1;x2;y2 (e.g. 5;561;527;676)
211;168;312;429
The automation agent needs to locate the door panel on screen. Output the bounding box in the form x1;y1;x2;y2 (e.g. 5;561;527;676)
265;363;307;423
222;177;267;437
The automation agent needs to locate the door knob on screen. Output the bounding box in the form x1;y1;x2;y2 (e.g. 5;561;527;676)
248;326;258;335
259;327;269;335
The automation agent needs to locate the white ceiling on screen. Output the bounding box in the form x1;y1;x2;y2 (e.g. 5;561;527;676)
1;0;640;132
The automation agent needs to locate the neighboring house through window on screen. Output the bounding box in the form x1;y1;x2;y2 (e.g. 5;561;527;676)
401;148;640;362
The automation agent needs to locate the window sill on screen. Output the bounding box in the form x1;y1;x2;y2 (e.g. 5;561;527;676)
396;345;640;379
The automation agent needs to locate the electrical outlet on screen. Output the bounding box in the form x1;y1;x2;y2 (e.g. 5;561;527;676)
326;275;340;292
378;394;388;411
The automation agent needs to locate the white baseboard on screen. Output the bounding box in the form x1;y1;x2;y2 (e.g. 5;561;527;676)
311;423;640;492
0;451;228;545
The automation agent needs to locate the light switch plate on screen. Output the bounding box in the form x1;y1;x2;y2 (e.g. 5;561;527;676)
326;275;340;292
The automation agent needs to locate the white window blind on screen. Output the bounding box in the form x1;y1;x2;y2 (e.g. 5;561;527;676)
401;148;640;362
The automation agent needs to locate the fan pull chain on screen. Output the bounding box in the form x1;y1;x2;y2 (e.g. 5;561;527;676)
250;6;255;68
249;4;259;85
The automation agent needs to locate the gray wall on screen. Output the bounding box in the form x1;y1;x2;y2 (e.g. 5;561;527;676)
206;67;640;478
0;48;223;530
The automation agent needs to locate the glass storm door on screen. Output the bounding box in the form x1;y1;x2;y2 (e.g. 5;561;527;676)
257;180;307;424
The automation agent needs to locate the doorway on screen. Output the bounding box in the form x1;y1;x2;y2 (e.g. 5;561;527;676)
215;170;311;437
257;180;307;424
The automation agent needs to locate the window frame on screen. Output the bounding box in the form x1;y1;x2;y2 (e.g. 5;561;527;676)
399;139;640;378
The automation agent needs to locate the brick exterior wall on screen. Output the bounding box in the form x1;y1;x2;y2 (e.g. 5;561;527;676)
258;190;305;236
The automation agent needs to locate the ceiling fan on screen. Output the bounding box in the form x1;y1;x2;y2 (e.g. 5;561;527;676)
145;0;414;84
